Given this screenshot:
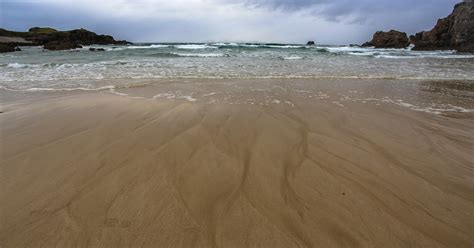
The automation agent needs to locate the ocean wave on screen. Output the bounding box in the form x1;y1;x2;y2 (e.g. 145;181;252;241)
147;52;182;58
265;44;305;49
214;43;306;49
45;43;474;59
2;43;473;84
2;63;37;68
170;53;225;57
175;44;217;49
1;75;472;85
119;44;171;49
112;43;307;50
281;56;303;60
6;62;26;68
317;46;474;59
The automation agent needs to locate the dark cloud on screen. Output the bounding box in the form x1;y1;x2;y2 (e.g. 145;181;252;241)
0;0;463;44
223;0;326;10
225;0;460;34
230;0;459;24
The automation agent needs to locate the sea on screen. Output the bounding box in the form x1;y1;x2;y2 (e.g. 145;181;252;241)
1;43;474;91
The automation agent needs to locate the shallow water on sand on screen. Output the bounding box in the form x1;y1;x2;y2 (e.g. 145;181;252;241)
3;78;472;117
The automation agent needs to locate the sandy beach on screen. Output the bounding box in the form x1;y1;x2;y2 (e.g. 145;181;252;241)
0;79;473;247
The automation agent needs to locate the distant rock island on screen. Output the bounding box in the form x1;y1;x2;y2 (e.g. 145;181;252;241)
362;30;409;48
0;27;130;52
362;1;473;52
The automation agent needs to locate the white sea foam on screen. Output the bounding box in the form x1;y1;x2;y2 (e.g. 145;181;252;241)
267;45;304;49
211;42;239;47
284;101;295;107
202;92;220;96
109;89;128;96
178;95;197;101
151;92;197;101
358;97;474;115
319;46;474;59
0;85;115;92
150;44;171;48
333;101;345;107
5;63;35;68
171;53;224;57
175;44;217;49
152;93;176;99
6;63;25;68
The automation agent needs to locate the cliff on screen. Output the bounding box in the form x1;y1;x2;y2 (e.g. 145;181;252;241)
413;2;474;52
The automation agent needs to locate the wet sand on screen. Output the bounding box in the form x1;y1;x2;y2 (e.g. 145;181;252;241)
1;79;473;247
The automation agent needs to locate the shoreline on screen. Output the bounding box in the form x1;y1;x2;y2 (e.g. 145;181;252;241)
2;78;473;116
1;78;473;247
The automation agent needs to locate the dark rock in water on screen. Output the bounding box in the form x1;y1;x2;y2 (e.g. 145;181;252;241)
306;41;315;46
61;29;130;46
0;36;31;52
349;44;360;47
0;43;17;53
362;30;409;48
361;41;374;47
43;40;82;50
42;29;130;50
413;2;473;52
89;47;105;52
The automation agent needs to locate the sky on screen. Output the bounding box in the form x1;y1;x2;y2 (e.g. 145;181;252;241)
0;0;461;44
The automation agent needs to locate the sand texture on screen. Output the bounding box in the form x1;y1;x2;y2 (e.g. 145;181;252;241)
1;79;473;248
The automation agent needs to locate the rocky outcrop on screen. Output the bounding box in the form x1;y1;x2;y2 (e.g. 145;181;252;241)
51;29;129;46
28;27;58;34
0;27;131;52
43;40;82;50
413;1;474;52
0;43;17;53
306;41;315;46
362;30;409;48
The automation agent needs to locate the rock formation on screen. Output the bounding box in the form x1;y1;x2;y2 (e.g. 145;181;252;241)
0;43;17;53
0;27;131;52
89;47;106;52
413;1;473;52
306;41;315;46
43;40;82;50
0;36;32;52
362;30;409;48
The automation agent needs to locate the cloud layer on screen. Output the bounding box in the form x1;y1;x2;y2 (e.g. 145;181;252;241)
0;0;461;44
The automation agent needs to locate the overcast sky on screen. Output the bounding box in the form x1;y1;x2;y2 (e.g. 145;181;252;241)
0;0;460;44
